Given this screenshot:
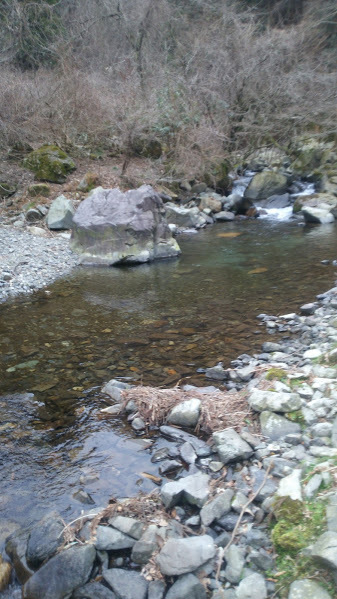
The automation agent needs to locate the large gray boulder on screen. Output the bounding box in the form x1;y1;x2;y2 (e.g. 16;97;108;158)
71;185;181;265
244;171;288;200
47;195;75;230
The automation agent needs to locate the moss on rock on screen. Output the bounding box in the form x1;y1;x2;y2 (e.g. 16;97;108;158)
28;183;51;197
23;145;76;183
203;160;231;193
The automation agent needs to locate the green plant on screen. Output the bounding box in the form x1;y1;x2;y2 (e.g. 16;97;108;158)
265;368;288;381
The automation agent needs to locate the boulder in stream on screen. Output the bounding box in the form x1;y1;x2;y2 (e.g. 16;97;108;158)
71;185;181;265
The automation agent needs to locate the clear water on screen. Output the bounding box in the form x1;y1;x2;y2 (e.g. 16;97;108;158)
1;219;337;551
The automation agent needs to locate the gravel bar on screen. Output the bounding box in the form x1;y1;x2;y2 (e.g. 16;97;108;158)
0;225;80;302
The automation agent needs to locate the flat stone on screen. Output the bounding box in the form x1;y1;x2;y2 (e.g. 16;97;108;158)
93;526;135;551
212;428;253;464
166;573;207;599
157;535;216;576
223;545;245;583
179;442;197;464
300;303;317;315
214;211;235;221
23;544;96;599
103;569;148;599
167;398;201;428
303;349;323;360
288;579;332;599
161;472;210;509
160;426;211;457
278;469;302;501
200;489;234;526
260;411;301;440
249;389;301;413
73;582;117;599
159;459;181;475
311;531;337;570
236;572;267;599
108;516;145;540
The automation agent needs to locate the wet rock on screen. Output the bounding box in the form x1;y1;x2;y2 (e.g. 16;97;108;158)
200;489;234;526
103;569;148;599
260;411;301;440
23;544;96;599
244;171;288;200
160;426;211;457
179;442;197;464
302;207;334;224
167;398;201;428
108;516;145;540
73;489;95;505
236;572;267;599
157;535;216;575
26;511;65;569
71;186;180;266
214;211;235;222
223;545;245;583
311;531;337;570
212;428;253;464
249;389;301;413
159;459;181;475
288;579;332;599
47;196;75;230
131;417;146;431
166;573;207;599
23;145;76;183
73;581;117;599
161;472;210;508
205;365;228;380
5;528;33;584
300;303;317;315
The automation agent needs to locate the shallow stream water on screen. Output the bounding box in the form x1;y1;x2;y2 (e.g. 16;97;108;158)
1;218;337;552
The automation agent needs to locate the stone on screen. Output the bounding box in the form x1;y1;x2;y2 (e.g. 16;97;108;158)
5;528;33;584
214;211;235;222
23;544;96;599
205;365;228;380
156;535;216;575
263;457;296;478
131;417;145;431
166;574;207;599
160;426;211;457
311;531;337;570
331;416;337;448
71;186;180;265
165;203;208;229
300;303;317;315
148;580;166;599
278;469;302;501
161;472;210;508
262;342;283;352
102;379;131;403
47;195;75;230
245;529;270;549
179;442;197;464
159;459;181;474
73;582;117;599
26;511;65;569
302;207;334;224
303;348;323;360
212;428;253;464
199;195;222;213
77;173;101;193
236;572;267;599
0;181;17;197
167;398;201;428
28;183;50;197
248;389;301;413
23;145;76;183
131;525;160;564
103;569;148;599
288;579;332;599
304;473;322;498
326;494;337;532
108;516;145;540
260;193;290;209
249;465;278;502
223;545;245;583
244;171;288;201
260;411;301;440
200;489;234;526
93;525;135;551
26;208;44;222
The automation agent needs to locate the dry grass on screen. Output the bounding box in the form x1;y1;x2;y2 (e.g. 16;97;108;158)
122;385;254;435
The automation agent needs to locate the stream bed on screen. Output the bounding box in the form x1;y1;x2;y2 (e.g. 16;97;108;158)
1;218;337;550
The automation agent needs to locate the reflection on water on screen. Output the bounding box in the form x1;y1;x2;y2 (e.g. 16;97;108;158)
1;219;337;545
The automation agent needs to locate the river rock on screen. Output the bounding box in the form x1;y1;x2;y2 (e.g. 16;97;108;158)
102;379;131;403
23;544;96;599
167;398;201;428
159;426;211;456
161;472;210;508
165;204;207;229
108;516;144;540
148;580;166;599
311;531;337;570
198;194;222;213
301;207;334;224
93;525;135;551
179;441;197;464
214;211;235;222
249;389;301;413
205;365;228;380
259;193;290;209
288;579;332;599
236;572;267;599
71;186;181;265
23;145;76;183
156;535;216;575
200;489;234;526
326;494;337;532
73;581;117;599
166;573;207;599
212;428;253;464
223;545;245;583
5;528;33;584
244;172;288;200
260;411;301;440
131;525;160;564
26;511;65;569
103;569;148;599
47;195;75;230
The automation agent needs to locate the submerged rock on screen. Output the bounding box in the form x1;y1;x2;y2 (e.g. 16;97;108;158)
71;185;181;265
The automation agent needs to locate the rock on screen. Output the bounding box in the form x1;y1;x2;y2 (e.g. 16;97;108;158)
103;569;148;599
131;417;146;431
131;525;160;564
248;389;301;413
93;525;135;551
200;489;234;526
5;528;33;584
199;194;222;213
108;516;144;540
73;582;117;599
167;398;201;428
304;473;323;498
159;459;181;474
259;193;290;209
28;184;50;197
262;342;283;352
23;544;96;599
0;555;12;592
203;161;230;194
179;442;197;464
28;226;48;237
25;208;44;223
77;173;101;193
73;489;95;505
148;580;166;599
165;203;207;229
132;136;162;159
161;472;210;508
166;573;207;599
212;428;253;464
331;416;337;448
288;579;332;599
326;494;337;532
71;186;180;265
223;545;245;583
244;172;288;201
214;211;235;222
249;465;278;501
311;531;337;570
156;535;216;575
205;365;228;380
102;379;131;402
0;181;17;197
260;411;301;440
278;469;302;501
47;195;75;230
23;145;76;183
26;511;65;569
301;207;334;224
236;572;267;599
160;426;211;457
300;303;317;315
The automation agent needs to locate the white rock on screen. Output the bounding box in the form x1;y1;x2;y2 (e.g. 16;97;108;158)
277;469;302;501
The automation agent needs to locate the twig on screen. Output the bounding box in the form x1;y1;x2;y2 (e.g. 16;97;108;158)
215;461;273;580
